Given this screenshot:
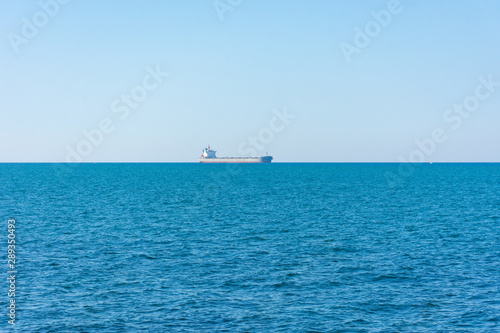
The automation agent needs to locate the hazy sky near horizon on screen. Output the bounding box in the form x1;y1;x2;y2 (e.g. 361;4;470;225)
1;0;499;162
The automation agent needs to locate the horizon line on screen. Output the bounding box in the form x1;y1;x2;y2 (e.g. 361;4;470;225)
1;161;500;164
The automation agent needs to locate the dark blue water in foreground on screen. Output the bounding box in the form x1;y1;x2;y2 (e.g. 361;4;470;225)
1;163;499;332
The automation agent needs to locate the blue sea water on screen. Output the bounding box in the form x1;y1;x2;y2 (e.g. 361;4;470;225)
1;163;499;332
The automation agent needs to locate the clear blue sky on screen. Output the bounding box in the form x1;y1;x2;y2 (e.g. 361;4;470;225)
1;0;499;162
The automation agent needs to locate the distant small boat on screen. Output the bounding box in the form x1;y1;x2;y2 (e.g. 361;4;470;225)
198;146;273;163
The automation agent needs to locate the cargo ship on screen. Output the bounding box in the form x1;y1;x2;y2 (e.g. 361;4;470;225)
198;146;273;163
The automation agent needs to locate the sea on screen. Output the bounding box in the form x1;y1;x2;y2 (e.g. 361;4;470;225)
0;163;499;332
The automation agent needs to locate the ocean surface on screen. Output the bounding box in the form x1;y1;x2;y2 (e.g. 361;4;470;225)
1;163;499;332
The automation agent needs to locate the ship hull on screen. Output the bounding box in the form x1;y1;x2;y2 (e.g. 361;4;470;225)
199;156;272;163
